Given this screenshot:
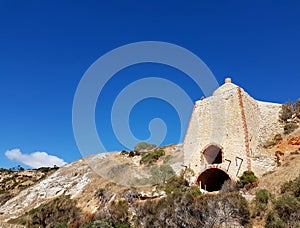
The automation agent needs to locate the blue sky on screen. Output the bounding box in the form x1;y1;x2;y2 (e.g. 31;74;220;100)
0;1;299;168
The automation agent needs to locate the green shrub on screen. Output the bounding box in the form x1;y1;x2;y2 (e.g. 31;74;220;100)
263;140;277;148
274;195;300;223
134;142;156;152
14;195;81;227
95;188;105;198
163;174;189;194
120;150;128;155
265;211;284;228
0;168;13;174
252;189;270;217
274;134;283;142
186;186;201;197
36;166;59;173
269;175;300;227
140;148;165;165
284;123;299;134
150;165;175;184
280;176;300;197
238;171;258;188
109;200;129;224
54;222;68;228
256;189;270;204
263;134;282;148
135;191;250;227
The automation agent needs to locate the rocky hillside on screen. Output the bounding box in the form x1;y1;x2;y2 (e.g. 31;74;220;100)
0;144;183;222
0;104;300;227
0;131;299;227
0;167;58;207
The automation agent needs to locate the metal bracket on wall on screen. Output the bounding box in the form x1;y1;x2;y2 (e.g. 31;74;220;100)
235;157;243;176
225;159;231;171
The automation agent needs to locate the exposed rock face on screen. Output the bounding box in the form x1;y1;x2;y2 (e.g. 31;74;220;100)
183;79;282;187
0;159;92;221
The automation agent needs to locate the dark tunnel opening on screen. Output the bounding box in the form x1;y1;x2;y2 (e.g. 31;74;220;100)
197;168;230;192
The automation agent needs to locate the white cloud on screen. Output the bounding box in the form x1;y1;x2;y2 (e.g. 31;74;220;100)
5;149;67;169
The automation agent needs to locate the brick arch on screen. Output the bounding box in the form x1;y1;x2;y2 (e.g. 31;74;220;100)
200;143;224;165
195;167;232;192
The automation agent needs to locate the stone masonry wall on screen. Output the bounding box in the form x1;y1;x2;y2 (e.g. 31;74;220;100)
183;80;282;185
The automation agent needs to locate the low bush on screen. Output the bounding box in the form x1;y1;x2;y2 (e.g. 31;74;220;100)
150;165;175;184
252;189;271;217
135;191;250;227
120;150;128;155
265;211;284;228
256;189;270;204
10;195;81;227
280;175;300;197
109;200;130;224
274;195;299;224
263;134;283;148
238;171;258;189
263;140;277;148
186;186;201;197
274;133;283;141
95;188;105;198
134;142;156;152
163;174;189;194
284;123;299;134
254;175;300;227
140;148;165;165
54;222;68;228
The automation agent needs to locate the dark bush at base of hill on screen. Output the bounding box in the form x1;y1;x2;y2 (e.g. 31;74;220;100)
252;175;300;228
134;192;251;228
10;195;81;227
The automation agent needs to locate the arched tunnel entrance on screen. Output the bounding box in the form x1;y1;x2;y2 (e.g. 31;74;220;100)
197;168;230;192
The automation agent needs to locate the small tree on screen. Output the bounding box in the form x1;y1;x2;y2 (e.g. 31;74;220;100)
238;171;258;188
280;101;294;122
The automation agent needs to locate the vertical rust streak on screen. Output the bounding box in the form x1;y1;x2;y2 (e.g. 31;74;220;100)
237;87;251;171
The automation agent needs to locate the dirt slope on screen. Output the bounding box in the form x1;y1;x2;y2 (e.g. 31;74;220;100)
256;129;300;195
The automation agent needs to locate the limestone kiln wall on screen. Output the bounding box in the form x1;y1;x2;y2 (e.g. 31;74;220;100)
183;78;282;186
